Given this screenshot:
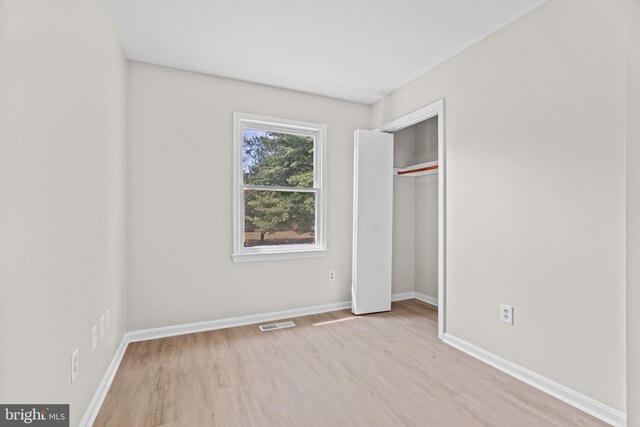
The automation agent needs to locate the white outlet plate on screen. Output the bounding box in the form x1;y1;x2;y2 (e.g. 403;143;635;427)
501;304;514;325
91;326;98;351
329;270;336;282
70;348;79;383
99;315;105;339
106;309;111;332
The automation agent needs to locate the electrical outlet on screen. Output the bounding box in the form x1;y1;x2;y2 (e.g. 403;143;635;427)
91;326;98;351
106;309;111;332
70;348;79;383
99;315;105;339
500;304;514;325
329;270;336;282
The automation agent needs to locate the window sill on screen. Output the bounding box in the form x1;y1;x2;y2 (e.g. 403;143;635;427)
231;248;327;263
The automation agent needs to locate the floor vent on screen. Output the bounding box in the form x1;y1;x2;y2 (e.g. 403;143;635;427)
259;321;296;332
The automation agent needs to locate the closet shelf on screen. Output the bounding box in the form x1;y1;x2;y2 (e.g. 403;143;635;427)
394;161;438;177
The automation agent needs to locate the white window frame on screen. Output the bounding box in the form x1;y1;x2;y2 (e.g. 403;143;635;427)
232;112;327;263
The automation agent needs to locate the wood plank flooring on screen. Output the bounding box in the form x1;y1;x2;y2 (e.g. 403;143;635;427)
94;300;605;426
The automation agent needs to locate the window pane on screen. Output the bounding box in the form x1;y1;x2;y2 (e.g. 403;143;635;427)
244;190;316;247
242;128;314;188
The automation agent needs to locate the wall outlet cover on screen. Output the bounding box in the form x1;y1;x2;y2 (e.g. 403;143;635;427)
500;304;514;325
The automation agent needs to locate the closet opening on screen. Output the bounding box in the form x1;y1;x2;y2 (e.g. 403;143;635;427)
379;100;446;339
351;100;445;338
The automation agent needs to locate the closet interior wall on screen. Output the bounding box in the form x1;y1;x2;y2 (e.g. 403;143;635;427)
392;117;439;300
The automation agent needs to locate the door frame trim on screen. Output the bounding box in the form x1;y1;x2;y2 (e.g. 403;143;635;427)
374;99;446;339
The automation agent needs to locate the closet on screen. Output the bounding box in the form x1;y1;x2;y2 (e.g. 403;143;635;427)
392;117;439;304
352;100;444;336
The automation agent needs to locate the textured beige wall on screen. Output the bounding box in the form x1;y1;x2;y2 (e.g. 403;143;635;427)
627;0;640;424
372;0;627;410
0;0;127;425
126;62;370;331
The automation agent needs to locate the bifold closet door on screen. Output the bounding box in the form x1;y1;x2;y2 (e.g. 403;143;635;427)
352;129;394;315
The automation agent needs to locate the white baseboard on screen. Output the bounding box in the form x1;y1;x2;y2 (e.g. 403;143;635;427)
413;291;438;307
391;292;416;302
80;336;129;427
128;292;439;343
126;300;353;343
392;291;438;307
443;333;626;427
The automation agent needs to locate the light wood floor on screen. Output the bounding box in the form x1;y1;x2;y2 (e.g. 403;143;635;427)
94;300;604;426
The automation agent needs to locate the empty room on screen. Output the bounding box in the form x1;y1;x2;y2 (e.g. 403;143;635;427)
1;0;639;426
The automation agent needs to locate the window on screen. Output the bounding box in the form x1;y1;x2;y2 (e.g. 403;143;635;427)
232;113;327;262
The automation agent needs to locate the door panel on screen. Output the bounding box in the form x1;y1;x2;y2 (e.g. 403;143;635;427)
352;129;394;315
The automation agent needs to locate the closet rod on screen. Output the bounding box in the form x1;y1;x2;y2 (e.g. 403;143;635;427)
397;165;439;175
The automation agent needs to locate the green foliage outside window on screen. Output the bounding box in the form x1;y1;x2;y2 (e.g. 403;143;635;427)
243;130;316;246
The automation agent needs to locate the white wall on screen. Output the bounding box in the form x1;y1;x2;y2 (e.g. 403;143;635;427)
414;119;438;298
392;119;439;298
0;0;633;423
392;176;416;294
414;118;438;165
127;62;370;330
627;0;640;424
415;173;438;298
392;127;417;294
0;0;127;425
393;125;418;168
372;0;627;411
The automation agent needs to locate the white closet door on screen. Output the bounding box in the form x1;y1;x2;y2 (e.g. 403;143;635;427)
352;129;394;315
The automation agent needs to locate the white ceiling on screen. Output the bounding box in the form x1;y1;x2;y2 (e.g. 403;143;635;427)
107;0;545;104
